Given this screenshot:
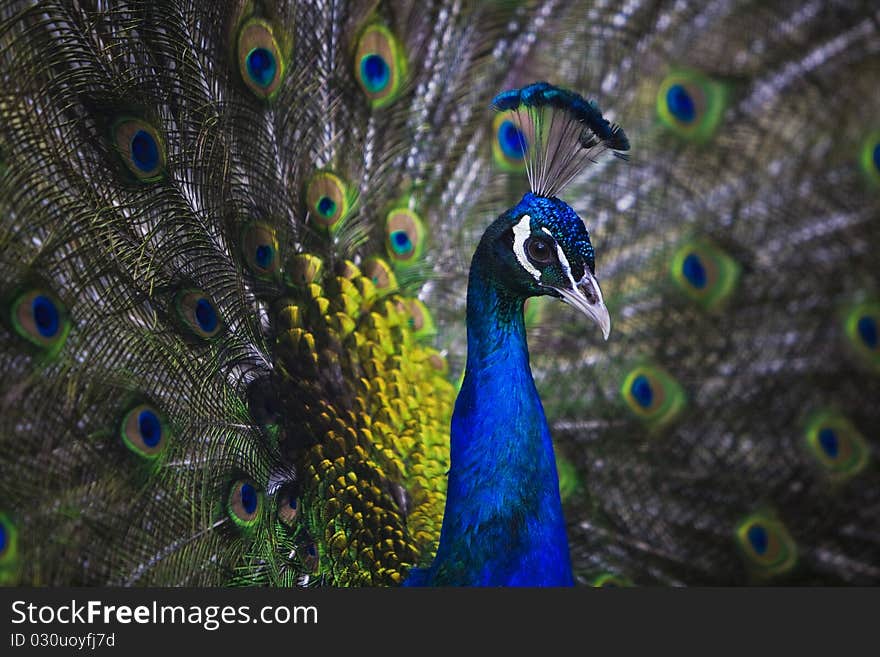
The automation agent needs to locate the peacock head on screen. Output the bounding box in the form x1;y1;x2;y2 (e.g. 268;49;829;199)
485;82;628;341
483;191;610;340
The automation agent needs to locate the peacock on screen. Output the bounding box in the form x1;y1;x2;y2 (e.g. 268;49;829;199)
1;0;879;588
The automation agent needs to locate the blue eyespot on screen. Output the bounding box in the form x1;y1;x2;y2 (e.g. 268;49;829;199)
0;523;7;553
391;230;412;255
631;375;653;408
682;252;707;289
130;130;160;173
195;298;218;333
317;196;337;217
873;143;880;173
307;543;316;557
228;478;262;528
137;410;162;448
175;290;222;339
237;19;285;99
666;84;696;124
240;483;258;516
857;315;877;350
121;403;168;458
255;244;273;269
498;120;527;159
31;295;60;338
361;54;390;93
817;427;839;459
747;524;768;556
246;47;277;88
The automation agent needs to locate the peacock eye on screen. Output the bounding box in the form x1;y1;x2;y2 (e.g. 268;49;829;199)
525;237;554;264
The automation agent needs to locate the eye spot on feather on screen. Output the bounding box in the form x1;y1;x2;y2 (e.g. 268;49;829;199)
131;131;159;171
621;365;686;429
805;411;868;479
175;290;222;340
237;19;285;99
657;71;726;141
499;120;527;158
300;540;319;572
354;24;407;108
317;196;337;217
665;84;696;123
671;241;740;310
492;112;529;171
682;252;706;288
241;223;279;277
591;573;633;587
844;301;880;369
11;289;69;352
113;119;165;181
277;488;299;528
384;209;424;265
857;315;877;349
361;54;390;92
246;48;276;87
120;404;168;458
631;375;653;408
0;513;18;567
227;480;262;529
735;514;797;575
305;172;352;231
861;132;880;186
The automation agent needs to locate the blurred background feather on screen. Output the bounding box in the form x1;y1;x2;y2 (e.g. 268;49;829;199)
0;0;878;586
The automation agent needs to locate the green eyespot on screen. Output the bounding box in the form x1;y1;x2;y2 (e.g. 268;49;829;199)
113;118;165;181
354;24;407;109
0;513;18;568
657;71;727;142
241;222;280;277
621;364;686;429
860;130;880;187
804;411;869;480
305;171;354;232
670;240;740;310
843;301;880;370
735;513;797;577
227;479;263;529
591;573;633;587
492;110;529;172
384;208;425;265
237;18;286;99
174;289;223;340
10;288;70;355
120;403;169;459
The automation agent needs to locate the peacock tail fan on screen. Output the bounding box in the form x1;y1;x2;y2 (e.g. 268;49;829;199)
0;0;878;587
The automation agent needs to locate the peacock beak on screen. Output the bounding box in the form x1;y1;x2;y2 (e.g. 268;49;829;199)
553;271;611;340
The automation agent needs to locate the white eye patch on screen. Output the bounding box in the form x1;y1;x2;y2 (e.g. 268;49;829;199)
512;215;543;281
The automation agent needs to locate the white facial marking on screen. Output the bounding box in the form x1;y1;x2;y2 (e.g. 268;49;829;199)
512;215;542;281
553;240;580;291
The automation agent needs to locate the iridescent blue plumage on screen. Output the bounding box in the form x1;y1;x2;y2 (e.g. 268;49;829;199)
410;192;611;586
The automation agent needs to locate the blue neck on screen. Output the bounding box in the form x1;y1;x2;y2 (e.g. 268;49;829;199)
417;244;574;586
